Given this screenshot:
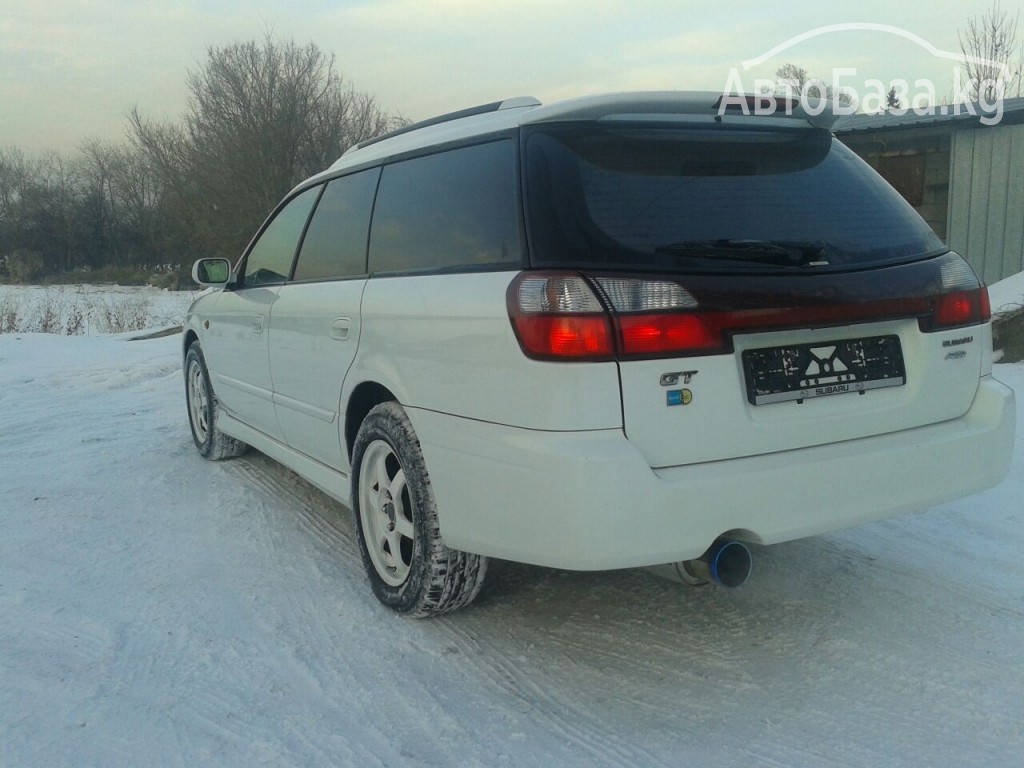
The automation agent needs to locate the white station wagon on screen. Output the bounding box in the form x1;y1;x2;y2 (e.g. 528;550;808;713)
184;92;1016;616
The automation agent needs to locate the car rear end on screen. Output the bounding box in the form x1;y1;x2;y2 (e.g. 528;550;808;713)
421;94;1014;570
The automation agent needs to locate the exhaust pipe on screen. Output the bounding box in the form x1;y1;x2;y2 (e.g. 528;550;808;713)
647;539;752;588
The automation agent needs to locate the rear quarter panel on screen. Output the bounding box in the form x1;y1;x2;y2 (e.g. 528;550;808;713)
351;271;622;431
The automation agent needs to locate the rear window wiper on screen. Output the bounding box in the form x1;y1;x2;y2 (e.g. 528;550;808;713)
655;239;830;267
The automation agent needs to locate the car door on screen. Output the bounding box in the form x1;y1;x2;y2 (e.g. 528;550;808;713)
268;168;379;469
202;185;321;441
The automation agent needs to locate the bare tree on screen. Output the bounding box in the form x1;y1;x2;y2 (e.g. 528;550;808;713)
79;140;125;265
0;37;403;282
42;152;83;272
79;140;168;269
0;148;33;248
958;1;1023;100
774;63;852;103
131;35;401;262
775;63;811;93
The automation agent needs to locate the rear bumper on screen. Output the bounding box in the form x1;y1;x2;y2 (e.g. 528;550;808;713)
409;375;1015;570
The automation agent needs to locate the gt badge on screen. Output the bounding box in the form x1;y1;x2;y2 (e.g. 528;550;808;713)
660;370;698;386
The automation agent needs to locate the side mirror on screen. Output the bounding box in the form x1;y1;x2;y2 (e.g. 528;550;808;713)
192;258;232;287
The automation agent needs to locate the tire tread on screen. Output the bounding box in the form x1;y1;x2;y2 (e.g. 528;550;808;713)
185;342;248;461
353;401;487;617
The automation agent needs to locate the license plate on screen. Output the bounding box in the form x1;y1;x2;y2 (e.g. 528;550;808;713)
742;335;906;405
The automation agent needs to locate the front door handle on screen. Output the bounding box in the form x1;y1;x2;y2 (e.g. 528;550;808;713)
252;315;264;333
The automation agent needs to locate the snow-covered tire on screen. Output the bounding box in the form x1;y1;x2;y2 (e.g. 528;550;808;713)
184;341;248;461
352;401;488;617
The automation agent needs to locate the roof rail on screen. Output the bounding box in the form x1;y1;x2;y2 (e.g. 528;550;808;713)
353;96;541;152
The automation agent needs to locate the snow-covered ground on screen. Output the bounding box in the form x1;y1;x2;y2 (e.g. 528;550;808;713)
990;269;1024;316
2;296;1023;766
0;284;197;335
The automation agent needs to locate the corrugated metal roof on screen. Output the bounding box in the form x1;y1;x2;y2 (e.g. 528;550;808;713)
835;97;1024;134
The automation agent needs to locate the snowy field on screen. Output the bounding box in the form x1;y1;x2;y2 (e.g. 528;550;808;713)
1;291;1023;766
0;284;197;335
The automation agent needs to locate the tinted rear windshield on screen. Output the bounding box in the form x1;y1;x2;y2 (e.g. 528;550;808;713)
523;124;945;272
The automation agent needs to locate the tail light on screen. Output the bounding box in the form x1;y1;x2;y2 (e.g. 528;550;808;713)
509;272;723;360
508;256;990;362
930;289;990;328
509;273;613;360
923;259;990;330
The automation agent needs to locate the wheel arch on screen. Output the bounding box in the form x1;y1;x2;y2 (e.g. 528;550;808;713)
345;381;398;464
182;328;199;359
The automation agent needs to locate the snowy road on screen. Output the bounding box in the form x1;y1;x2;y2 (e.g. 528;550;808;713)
1;331;1022;767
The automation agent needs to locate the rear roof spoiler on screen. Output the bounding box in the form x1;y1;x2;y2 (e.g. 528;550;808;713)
338;91;842;165
520;91;842;131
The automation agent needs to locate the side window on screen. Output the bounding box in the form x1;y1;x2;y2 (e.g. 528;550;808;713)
292;168;380;281
369;140;521;274
241;185;321;287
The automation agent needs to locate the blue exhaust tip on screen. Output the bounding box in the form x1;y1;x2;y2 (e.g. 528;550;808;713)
707;540;752;588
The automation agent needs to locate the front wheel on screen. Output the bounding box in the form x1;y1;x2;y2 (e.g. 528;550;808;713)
352;402;487;617
184;341;248;461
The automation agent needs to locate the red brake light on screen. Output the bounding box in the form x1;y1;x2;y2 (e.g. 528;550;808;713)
924;258;988;330
513;314;613;359
508;273;614;360
930;287;990;329
935;292;973;326
617;314;721;355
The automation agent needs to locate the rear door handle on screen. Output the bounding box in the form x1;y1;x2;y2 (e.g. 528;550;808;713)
252;315;264;333
330;317;352;340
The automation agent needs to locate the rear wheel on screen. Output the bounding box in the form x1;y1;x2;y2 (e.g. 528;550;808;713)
352;401;487;616
184;341;248;460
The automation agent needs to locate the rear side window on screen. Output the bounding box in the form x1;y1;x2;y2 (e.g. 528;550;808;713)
524;125;945;272
293;168;380;281
369;140;521;274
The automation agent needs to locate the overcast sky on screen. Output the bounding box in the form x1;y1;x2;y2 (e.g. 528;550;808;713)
0;0;1015;153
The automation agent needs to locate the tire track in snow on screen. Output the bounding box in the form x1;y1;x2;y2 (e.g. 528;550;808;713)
207;445;1024;766
128;454;370;767
219;455;673;767
431;613;674;768
443;577;774;765
225;454;357;555
217;456;756;766
217;456;454;766
729;534;1024;763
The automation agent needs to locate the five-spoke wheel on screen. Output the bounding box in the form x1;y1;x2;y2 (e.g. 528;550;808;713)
352;401;487;616
358;439;416;587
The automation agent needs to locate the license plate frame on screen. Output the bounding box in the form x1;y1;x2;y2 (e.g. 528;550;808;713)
742;335;906;406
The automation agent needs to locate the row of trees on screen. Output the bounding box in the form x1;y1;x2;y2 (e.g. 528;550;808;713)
0;37;402;285
0;142;166;281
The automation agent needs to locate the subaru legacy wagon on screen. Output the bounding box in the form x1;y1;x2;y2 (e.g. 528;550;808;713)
183;92;1015;616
